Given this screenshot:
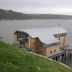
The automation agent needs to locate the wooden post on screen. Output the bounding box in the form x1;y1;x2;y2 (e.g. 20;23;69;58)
63;51;66;63
63;35;65;47
28;36;31;51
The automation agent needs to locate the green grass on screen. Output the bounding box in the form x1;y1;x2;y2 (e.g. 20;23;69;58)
0;41;72;72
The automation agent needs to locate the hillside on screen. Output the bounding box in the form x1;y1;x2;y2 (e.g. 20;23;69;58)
0;41;72;72
0;9;30;20
1;9;72;20
28;14;72;19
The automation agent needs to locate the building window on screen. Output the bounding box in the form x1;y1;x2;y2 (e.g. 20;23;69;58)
59;48;61;50
16;32;28;43
54;50;56;52
50;51;52;54
41;43;49;48
59;36;60;40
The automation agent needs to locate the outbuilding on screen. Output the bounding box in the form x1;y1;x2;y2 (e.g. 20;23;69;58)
14;27;67;57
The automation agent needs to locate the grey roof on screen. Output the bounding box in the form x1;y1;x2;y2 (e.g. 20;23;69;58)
17;27;67;44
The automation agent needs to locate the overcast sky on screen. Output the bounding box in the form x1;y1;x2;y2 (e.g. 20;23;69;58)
0;0;72;15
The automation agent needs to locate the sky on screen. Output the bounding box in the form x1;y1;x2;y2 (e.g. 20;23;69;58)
0;0;72;15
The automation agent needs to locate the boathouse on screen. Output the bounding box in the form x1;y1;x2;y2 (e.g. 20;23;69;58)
14;27;67;57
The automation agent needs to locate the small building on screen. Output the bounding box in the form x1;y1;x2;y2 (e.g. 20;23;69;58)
14;27;67;57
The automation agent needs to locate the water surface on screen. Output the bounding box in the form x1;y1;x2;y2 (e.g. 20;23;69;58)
0;19;72;67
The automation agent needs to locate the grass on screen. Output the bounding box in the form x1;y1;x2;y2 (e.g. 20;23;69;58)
0;41;72;72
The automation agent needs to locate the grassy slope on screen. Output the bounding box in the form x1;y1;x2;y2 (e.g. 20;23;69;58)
0;41;72;72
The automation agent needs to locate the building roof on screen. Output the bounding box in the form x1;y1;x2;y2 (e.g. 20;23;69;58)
16;27;67;44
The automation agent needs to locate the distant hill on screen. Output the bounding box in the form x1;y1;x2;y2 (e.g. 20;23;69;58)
0;9;30;20
0;41;72;72
28;14;72;19
0;9;72;20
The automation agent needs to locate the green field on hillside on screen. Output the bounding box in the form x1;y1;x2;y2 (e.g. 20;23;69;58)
0;41;72;72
